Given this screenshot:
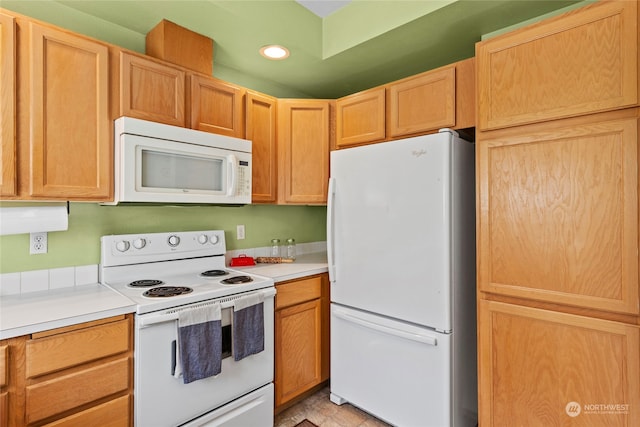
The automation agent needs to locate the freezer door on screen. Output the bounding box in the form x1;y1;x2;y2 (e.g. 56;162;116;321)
330;304;452;426
328;131;473;330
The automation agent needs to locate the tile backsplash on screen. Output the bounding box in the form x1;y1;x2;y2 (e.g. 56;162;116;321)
1;241;327;296
0;265;98;295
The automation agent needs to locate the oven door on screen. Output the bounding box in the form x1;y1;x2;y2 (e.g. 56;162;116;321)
134;288;275;427
117;133;251;204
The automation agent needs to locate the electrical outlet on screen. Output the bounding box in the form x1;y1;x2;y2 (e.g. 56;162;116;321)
236;225;245;240
30;232;48;255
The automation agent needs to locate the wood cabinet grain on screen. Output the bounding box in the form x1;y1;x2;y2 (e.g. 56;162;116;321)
478;300;640;427
277;100;330;204
246;91;277;203
477;0;638;130
2;315;133;427
477;115;638;314
24;22;111;200
336;87;385;148
0;12;16;197
476;1;640;425
388;66;456;137
189;74;245;138
274;274;329;412
119;51;185;127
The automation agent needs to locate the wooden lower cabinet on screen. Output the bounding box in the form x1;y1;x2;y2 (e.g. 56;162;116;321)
1;315;133;427
478;300;640;427
274;274;329;412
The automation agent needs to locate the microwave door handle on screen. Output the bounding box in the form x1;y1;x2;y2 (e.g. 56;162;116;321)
227;155;238;196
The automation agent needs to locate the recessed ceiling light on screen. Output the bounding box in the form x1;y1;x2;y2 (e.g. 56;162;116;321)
260;45;290;60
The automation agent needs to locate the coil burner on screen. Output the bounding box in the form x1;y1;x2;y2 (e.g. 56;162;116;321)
143;286;193;298
220;276;254;285
129;279;164;288
201;269;229;277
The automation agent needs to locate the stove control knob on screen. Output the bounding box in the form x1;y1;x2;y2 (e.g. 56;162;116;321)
209;234;219;245
115;240;130;252
197;234;208;244
132;238;147;249
167;235;180;247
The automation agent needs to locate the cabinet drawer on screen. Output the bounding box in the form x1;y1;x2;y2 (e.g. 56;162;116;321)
0;344;6;387
43;394;130;427
26;356;130;424
276;276;322;309
26;319;130;378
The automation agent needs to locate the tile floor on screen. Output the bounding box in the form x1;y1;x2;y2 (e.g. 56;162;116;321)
274;387;391;427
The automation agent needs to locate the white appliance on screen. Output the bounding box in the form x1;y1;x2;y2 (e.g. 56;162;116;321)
100;230;275;427
109;117;252;205
327;130;477;427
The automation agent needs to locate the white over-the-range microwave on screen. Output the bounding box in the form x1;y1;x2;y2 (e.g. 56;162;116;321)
107;117;252;205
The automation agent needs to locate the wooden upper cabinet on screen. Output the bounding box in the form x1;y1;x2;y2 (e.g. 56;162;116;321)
388;66;456;138
27;22;111;200
119;51;185;127
336;87;385;148
477;114;638;314
246;91;277;203
189;74;245;138
277;100;330;205
478;300;640;427
0;12;16;197
477;0;638;131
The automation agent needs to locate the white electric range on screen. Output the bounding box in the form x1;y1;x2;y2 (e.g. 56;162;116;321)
100;230;275;427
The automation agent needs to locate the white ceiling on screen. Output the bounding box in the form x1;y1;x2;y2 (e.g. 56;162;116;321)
296;0;352;18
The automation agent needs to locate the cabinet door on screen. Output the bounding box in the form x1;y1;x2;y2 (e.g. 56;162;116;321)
0;343;7;427
0;13;16;197
246;91;277;203
477;0;638;130
387;66;455;138
277;100;330;204
275;299;322;407
478;300;640;427
336;87;385;148
120;51;185;127
28;23;111;200
189;74;245;138
477;116;638;314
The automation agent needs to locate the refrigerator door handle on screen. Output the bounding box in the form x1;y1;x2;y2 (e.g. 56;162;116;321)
327;177;336;282
333;307;438;346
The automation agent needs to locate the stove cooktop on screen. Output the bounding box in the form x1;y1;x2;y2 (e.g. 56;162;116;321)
103;268;272;314
99;230;274;314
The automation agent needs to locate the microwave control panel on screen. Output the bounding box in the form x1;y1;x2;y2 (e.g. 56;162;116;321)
237;160;251;196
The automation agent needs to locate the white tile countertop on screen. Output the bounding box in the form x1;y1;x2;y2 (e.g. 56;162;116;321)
0;284;136;339
232;252;328;282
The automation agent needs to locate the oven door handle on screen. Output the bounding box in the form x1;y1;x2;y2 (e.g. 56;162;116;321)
137;287;276;328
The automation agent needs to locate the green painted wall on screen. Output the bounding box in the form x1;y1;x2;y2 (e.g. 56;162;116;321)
0;0;312;98
0;203;327;274
0;4;327;275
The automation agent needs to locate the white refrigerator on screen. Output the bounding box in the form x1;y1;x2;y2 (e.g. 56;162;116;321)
327;130;477;427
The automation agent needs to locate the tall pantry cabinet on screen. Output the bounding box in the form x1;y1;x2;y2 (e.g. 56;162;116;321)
475;1;640;426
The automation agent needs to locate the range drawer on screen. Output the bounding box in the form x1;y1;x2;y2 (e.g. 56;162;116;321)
276;276;322;309
26;317;130;378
